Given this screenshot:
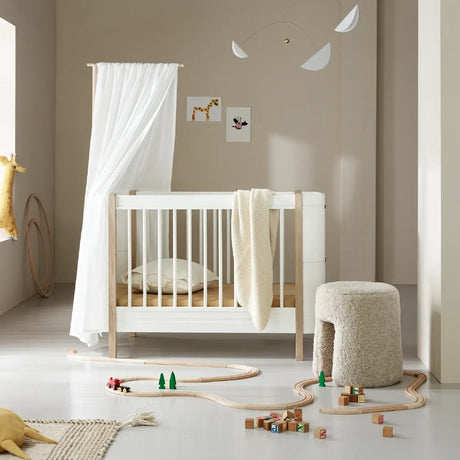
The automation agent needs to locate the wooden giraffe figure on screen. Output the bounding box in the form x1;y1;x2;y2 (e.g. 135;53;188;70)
192;98;219;121
0;154;26;240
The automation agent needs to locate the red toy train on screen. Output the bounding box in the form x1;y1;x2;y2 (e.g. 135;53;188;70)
106;377;130;393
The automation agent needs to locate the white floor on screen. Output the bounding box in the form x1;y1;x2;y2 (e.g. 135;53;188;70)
2;284;460;459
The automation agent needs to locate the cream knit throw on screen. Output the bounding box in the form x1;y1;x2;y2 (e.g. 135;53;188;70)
232;189;279;330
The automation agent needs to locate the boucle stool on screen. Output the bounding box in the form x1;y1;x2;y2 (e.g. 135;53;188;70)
312;282;403;387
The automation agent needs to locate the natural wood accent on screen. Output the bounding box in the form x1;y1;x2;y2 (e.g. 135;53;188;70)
116;283;296;308
129;190;137;268
108;193;117;358
128;190;137;338
294;191;304;361
67;350;427;414
319;371;427;414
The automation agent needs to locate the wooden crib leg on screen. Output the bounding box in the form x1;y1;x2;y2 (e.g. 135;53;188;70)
108;193;118;358
295;190;304;361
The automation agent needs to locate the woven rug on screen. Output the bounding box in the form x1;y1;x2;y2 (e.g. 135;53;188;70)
2;419;121;460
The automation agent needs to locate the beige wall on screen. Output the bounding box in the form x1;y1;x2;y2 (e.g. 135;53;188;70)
440;0;460;383
55;0;377;283
0;0;55;316
377;0;418;284
418;0;441;380
418;0;460;383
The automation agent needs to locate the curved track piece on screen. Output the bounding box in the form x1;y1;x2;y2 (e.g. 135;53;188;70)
319;371;427;414
66;349;259;382
104;375;327;411
67;350;426;413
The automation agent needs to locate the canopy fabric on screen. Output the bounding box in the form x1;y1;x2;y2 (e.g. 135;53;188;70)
70;63;178;346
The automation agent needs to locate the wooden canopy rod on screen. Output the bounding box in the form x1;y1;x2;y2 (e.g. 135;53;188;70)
86;63;184;67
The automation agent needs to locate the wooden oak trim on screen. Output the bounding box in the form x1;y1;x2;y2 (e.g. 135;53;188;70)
295;190;304;361
108;193;118;358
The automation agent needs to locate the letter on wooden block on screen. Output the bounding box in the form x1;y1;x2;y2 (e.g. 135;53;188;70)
314;427;327;439
271;424;280;433
358;394;366;403
372;414;384;424
296;421;309;433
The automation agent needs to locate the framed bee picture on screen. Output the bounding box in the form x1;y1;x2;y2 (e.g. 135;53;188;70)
226;107;251;142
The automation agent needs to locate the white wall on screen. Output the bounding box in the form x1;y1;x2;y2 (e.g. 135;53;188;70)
418;0;460;383
0;0;55;316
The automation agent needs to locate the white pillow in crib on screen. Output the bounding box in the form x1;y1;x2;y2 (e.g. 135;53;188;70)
121;258;218;294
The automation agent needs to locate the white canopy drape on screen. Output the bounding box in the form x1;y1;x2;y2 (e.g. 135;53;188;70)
70;63;178;346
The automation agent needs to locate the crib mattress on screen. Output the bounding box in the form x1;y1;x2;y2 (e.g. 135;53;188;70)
116;283;296;307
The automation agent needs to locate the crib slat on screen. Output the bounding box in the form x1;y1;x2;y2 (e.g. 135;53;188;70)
157;210;162;308
280;209;285;308
218;209;223;307
226;209;230;284
203;209;208;308
172;209;177;308
213;209;217;273
127;211;132;308
199;209;203;265
187;209;192;308
142;209;147;308
233;264;238;308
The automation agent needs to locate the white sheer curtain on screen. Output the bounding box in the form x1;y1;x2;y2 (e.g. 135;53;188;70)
70;63;178;346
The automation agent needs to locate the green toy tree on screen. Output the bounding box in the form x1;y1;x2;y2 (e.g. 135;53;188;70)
159;373;166;390
169;371;177;390
318;371;326;387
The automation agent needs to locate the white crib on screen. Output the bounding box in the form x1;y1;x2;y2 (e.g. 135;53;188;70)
108;191;325;360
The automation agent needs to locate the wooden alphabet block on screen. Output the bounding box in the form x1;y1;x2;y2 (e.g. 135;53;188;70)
256;416;268;428
245;418;254;429
372;414;384;424
269;412;281;419
348;394;358;403
352;385;364;394
274;420;287;432
296;421;309;433
288;420;298;432
383;426;393;438
338;395;349;406
314;427;327;439
294;408;303;421
263;419;275;431
358;394;366;403
271;424;280;433
282;410;295;420
344;385;353;395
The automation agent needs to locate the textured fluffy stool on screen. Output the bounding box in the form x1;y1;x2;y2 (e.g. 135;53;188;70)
313;282;403;387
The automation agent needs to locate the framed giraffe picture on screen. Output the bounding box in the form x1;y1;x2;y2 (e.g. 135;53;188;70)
186;97;222;122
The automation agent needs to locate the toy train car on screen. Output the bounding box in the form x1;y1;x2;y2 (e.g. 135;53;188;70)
106;377;130;393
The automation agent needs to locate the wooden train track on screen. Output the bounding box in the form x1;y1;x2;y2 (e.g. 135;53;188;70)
67;350;426;413
319;370;427;415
